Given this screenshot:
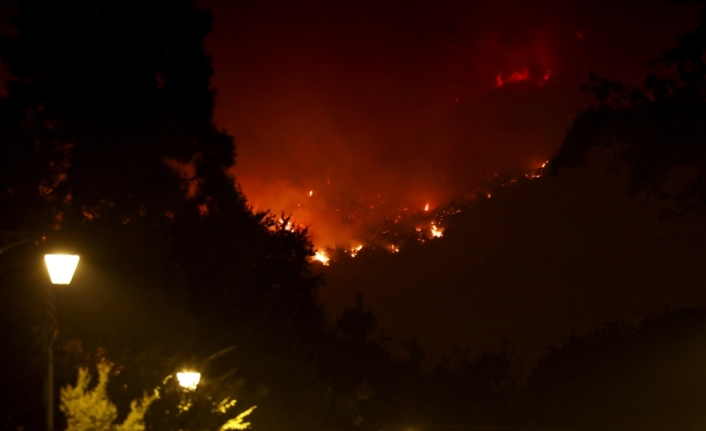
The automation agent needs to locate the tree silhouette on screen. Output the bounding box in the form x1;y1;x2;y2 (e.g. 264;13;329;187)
0;1;326;429
549;1;706;213
522;308;706;431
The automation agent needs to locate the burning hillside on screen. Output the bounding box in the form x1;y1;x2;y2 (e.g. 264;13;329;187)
207;0;702;272
259;162;549;266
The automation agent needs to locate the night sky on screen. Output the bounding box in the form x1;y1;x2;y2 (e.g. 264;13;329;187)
194;0;706;359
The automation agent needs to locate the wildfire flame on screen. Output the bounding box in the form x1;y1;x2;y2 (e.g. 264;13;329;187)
495;68;550;88
507;67;530;83
430;223;443;238
278;218;294;231
525;160;549;179
313;251;330;265
252;166;550;265
350;245;363;257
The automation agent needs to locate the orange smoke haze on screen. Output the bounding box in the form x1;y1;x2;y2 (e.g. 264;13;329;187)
202;0;701;250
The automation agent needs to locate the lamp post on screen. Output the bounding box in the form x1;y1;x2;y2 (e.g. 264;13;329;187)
0;233;80;431
43;254;80;431
175;370;201;429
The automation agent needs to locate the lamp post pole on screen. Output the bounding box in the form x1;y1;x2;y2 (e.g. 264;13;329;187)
42;254;79;431
1;233;79;431
43;288;58;431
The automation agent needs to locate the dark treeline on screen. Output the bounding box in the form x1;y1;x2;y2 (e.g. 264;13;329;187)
2;1;706;431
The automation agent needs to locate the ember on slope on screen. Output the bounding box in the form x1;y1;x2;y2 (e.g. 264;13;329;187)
265;161;549;265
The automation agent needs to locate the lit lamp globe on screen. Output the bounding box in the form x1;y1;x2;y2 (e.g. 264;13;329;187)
44;254;80;285
176;371;201;391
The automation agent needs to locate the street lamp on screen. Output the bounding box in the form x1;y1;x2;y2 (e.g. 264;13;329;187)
176;371;201;391
42;253;79;431
44;254;80;285
0;233;80;431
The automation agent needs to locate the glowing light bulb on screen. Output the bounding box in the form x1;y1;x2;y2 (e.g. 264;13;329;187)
44;254;80;285
176;372;201;390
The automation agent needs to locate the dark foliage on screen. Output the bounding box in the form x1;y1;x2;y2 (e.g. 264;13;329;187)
0;1;328;429
549;1;706;214
521;308;706;431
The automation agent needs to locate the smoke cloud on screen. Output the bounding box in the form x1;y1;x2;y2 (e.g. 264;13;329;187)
202;0;700;248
